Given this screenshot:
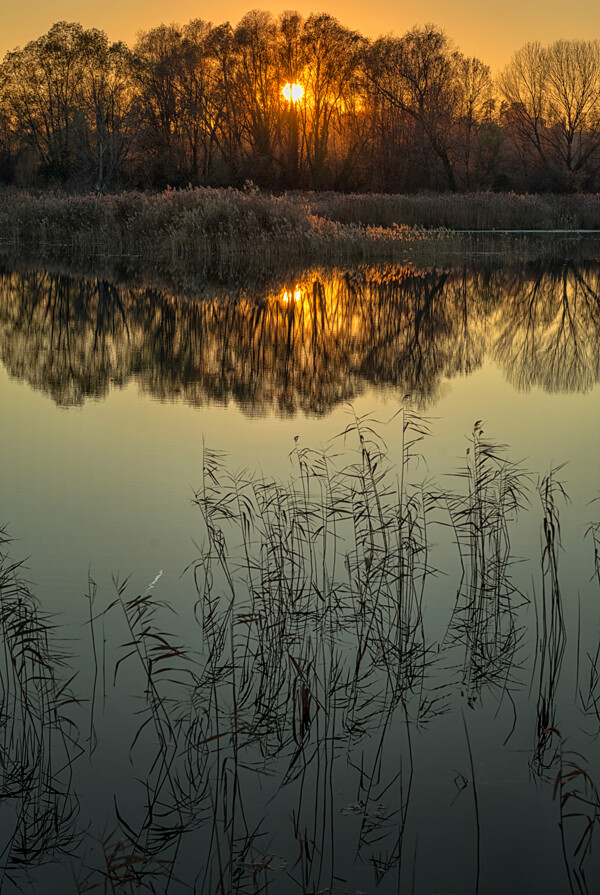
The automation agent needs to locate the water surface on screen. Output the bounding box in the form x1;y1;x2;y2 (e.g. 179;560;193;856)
1;256;600;893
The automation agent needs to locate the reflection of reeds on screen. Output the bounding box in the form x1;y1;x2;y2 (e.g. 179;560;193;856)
580;509;600;732
554;738;600;894
443;423;529;701
2;423;600;890
0;527;81;885
75;828;172;894
183;412;433;892
112;576;195;886
532;469;569;777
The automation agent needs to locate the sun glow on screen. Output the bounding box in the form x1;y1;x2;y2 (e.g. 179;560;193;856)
282;82;304;103
282;287;303;303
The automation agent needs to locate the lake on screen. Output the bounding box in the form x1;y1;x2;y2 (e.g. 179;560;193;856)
1;250;600;893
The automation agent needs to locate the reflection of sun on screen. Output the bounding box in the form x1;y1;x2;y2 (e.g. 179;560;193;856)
282;83;304;103
282;287;303;303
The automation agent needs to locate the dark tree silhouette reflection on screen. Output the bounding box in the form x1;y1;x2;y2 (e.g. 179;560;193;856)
1;261;600;413
494;262;600;393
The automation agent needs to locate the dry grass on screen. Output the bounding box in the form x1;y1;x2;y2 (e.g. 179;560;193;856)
0;186;448;273
2;188;600;286
309;191;600;231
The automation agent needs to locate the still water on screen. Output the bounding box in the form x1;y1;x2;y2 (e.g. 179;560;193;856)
1;255;600;893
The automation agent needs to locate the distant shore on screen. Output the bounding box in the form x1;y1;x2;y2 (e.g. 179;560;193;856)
0;189;599;279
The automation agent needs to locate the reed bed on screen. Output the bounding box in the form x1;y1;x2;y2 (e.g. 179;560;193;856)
309;191;600;231
0;187;450;275
2;188;600;295
1;421;600;891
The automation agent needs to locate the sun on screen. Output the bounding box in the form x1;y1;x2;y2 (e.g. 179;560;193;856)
282;82;304;103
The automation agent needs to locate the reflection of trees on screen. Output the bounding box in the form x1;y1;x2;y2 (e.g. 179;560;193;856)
1;262;600;414
493;263;600;393
0;272;133;405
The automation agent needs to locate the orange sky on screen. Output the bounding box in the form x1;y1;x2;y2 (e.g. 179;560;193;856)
3;0;600;72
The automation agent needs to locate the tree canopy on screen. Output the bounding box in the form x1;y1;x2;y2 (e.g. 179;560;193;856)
1;15;600;192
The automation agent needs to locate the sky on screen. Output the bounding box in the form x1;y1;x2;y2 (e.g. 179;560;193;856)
2;0;600;72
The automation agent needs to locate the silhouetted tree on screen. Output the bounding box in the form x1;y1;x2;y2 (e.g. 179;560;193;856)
367;26;464;191
499;39;600;190
455;56;494;188
1;23;92;180
1;22;136;186
3;15;600;192
299;14;364;187
78;33;137;190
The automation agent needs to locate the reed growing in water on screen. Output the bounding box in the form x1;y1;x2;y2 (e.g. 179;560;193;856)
1;419;600;891
309;191;600;231
0;187;445;274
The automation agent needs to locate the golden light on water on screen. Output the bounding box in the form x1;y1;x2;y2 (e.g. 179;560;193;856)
282;83;304;103
282;287;303;303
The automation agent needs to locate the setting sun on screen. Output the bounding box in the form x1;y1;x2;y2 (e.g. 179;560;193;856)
282;82;304;103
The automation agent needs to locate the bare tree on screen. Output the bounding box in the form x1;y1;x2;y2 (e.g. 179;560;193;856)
203;22;243;181
299;14;363;187
455;56;493;188
1;22;92;179
499;39;600;189
134;25;188;182
78;34;137;190
0;22;138;187
177;20;224;182
276;11;304;184
545;39;600;187
367;25;462;191
232;10;282;182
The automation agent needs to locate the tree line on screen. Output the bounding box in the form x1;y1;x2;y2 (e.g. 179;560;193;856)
1;14;600;193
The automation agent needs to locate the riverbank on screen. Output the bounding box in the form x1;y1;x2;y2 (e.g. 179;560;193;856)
0;187;446;273
309;190;600;230
1;188;599;281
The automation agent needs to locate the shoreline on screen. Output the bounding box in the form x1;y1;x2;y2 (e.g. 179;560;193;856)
1;189;600;284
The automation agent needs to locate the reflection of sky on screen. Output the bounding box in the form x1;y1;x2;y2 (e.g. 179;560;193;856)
2;352;599;617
